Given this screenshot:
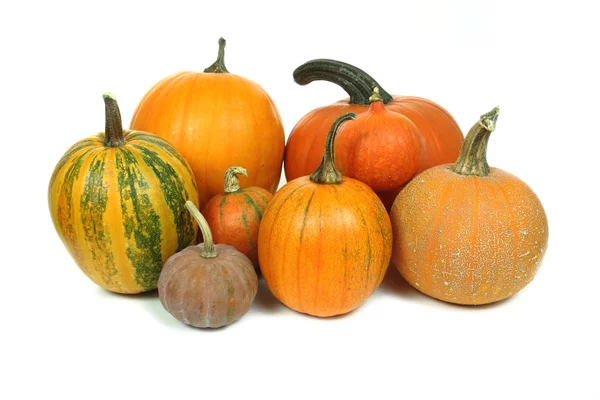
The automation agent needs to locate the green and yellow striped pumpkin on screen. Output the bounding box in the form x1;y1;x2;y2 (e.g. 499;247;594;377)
48;93;199;294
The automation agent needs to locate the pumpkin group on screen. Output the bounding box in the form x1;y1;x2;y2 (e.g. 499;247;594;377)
284;59;464;208
131;38;285;208
159;201;258;328
390;108;549;305
48;93;199;294
201;166;272;268
259;113;393;317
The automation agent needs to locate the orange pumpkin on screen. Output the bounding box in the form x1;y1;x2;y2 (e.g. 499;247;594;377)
259;113;393;317
390;107;549;305
131;38;285;208
285;59;464;208
201;166;272;269
335;87;423;193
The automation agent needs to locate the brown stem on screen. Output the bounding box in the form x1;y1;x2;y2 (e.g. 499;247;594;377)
310;112;356;184
185;201;217;258
203;38;229;73
102;93;126;147
224;166;247;193
453;107;500;176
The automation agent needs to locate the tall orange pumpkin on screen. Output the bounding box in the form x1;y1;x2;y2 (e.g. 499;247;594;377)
131;38;285;207
259;113;393;317
390;107;549;305
285;59;464;208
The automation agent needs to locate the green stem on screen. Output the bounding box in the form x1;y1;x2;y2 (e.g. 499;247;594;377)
203;37;229;73
310;112;356;184
185;201;217;258
102;93;126;147
293;59;393;105
224;166;247;193
452;107;500;177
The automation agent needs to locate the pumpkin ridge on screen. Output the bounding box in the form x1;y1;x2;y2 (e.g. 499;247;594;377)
80;151;119;289
490;176;519;300
242;192;264;219
236;194;256;259
116;148;163;291
132;144;195;252
129;133;196;188
295;187;317;312
424;175;458;294
466;177;479;301
352;187;373;306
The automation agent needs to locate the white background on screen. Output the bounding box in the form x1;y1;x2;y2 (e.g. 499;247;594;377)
1;1;598;399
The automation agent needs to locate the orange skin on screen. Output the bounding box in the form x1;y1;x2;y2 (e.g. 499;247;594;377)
131;71;285;208
335;100;422;192
258;176;393;317
284;96;464;209
391;165;549;305
201;187;272;269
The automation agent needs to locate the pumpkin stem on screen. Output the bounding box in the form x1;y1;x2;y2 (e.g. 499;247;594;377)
224;166;248;193
102;93;126;148
369;87;384;103
185;201;217;258
293;59;393;105
203;37;229;73
452;107;500;177
310;112;356;184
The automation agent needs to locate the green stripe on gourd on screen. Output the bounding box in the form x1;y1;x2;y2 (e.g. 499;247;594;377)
80;151;119;288
132;144;195;252
116;148;163;291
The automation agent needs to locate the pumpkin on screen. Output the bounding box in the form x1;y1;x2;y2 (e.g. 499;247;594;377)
130;38;285;208
335;87;423;192
390;107;548;305
158;201;258;328
258;113;393;317
201;166;272;269
48;93;199;294
285;59;464;209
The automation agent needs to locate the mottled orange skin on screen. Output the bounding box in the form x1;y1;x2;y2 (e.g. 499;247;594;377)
258;176;393;317
131;71;285;208
391;165;549;305
284;96;464;209
335;100;422;192
201;187;272;269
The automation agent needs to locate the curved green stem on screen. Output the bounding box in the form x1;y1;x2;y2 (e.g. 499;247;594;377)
185;201;217;258
453;107;500;177
224;166;247;193
102;93;126;147
203;38;229;73
293;59;393;105
310;112;356;184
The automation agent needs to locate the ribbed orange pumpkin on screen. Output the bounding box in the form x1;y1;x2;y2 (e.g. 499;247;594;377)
285;59;464;208
335;87;423;193
259;113;393;317
391;108;549;305
201;166;272;269
131;38;285;208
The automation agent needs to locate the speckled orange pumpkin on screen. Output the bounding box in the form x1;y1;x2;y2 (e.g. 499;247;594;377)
201;166;272;269
259;113;393;317
390;108;548;305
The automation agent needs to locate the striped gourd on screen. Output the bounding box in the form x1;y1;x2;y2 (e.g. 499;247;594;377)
48;93;199;294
